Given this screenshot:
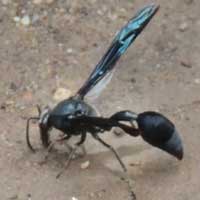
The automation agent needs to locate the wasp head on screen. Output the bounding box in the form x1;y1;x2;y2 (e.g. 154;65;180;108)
38;106;51;148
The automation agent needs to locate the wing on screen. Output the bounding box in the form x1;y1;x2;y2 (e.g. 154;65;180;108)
84;70;114;100
76;4;159;99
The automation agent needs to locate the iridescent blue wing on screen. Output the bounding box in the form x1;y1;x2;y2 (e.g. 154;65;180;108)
77;4;159;99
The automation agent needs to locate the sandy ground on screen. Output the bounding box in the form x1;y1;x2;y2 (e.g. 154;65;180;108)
0;0;200;199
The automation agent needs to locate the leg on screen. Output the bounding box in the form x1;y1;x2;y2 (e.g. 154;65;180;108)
75;132;87;158
48;134;72;152
56;145;78;179
26;117;40;152
43;134;72;163
80;145;87;156
56;132;87;179
76;132;87;145
46;134;72;154
64;133;87;160
92;134;136;200
92;134;127;171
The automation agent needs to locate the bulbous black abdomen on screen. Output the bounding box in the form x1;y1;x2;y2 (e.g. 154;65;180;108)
137;111;174;145
136;111;183;160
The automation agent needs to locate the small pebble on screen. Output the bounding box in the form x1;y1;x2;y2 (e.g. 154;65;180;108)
180;60;192;68
46;0;54;4
1;0;10;5
33;0;42;4
156;63;161;68
67;48;73;54
4;100;14;106
113;127;125;137
194;79;200;84
179;22;188;32
27;193;32;200
21;15;31;26
13;16;21;23
80;160;90;169
97;9;103;16
53;88;72;101
89;192;95;198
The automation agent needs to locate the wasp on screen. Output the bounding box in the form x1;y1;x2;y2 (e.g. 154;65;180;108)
26;4;183;199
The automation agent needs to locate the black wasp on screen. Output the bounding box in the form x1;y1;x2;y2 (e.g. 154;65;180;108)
26;4;183;199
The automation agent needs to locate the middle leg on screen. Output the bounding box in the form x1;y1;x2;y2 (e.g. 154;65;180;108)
56;132;87;179
42;134;72;164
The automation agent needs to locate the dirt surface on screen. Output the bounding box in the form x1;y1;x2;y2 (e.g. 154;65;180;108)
0;0;200;199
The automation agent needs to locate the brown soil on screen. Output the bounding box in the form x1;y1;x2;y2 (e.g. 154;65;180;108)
0;0;199;200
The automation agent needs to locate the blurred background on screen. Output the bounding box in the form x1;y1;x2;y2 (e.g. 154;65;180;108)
0;0;199;199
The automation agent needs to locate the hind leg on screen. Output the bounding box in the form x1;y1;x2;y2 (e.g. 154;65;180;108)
92;134;136;200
